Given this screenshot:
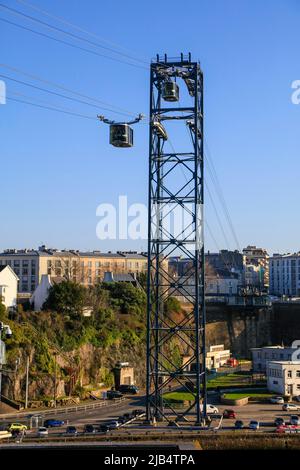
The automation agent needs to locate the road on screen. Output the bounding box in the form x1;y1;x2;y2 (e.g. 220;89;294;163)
1;392;299;437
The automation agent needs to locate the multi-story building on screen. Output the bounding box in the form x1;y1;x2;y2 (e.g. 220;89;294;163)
242;245;269;289
267;361;300;396
269;252;300;297
0;246;148;293
251;345;300;373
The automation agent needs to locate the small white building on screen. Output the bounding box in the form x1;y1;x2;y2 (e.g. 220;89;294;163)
0;265;19;309
267;361;300;396
30;274;53;311
206;344;231;370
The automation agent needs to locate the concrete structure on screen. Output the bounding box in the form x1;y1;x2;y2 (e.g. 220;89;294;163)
269;252;300;297
267;361;300;396
113;363;135;389
251;345;300;373
30;274;52;311
0;265;19;309
243;245;269;289
0;246;148;293
206;344;231;370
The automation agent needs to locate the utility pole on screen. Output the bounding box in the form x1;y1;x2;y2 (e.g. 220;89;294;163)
25;356;29;408
146;53;206;425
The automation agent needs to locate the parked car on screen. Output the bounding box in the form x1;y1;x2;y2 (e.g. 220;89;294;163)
223;409;236;419
249;420;260;430
295;396;300;402
7;423;27;432
274;417;285;427
234;420;244;429
123;412;134;421
117;417;127;425
66;426;77;435
37;427;48;437
84;424;96;434
98;424;109;433
289;415;300;425
107;420;120;430
44;419;65;428
107;390;123;400
117;385;139;395
270;396;284;404
205;404;219;414
282;403;299;411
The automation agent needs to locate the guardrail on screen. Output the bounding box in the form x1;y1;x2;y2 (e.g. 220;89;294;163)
0;397;126;422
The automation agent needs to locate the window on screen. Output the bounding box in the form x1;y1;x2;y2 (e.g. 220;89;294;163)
273;381;278;385
88;261;92;267
288;370;292;378
297;385;300;391
296;371;300;378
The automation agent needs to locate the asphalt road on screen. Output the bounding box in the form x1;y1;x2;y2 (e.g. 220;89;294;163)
1;393;300;437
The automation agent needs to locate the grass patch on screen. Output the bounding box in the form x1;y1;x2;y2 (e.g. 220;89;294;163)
223;389;273;400
207;372;254;389
163;392;195;402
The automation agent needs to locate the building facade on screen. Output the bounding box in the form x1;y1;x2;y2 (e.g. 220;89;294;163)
242;245;269;290
0;246;148;293
267;361;300;396
251;345;300;373
269;253;300;297
0;265;19;308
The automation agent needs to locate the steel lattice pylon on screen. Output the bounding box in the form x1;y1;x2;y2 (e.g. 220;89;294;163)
146;54;207;425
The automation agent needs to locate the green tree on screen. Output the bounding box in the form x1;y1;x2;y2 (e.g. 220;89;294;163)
43;281;87;318
103;282;146;317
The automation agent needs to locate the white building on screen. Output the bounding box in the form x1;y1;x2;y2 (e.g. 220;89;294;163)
206;344;231;370
0;265;19;309
30;274;53;311
267;361;300;396
251;345;300;373
269;252;300;297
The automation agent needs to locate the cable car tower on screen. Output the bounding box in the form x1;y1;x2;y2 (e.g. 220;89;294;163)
146;53;206;425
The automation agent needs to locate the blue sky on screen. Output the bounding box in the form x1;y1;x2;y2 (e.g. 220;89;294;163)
0;0;299;255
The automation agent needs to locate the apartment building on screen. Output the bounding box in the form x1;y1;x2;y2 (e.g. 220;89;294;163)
242;245;269;289
269;252;300;297
0;246;148;293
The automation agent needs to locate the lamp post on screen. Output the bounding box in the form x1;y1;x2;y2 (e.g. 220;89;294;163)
53;352;57;408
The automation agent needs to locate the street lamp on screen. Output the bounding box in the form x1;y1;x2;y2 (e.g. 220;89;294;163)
0;322;13;403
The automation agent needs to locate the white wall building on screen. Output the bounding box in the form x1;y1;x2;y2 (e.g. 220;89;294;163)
269;252;300;297
30;274;53;311
0;265;19;309
267;361;300;396
251;345;300;373
206;344;231;370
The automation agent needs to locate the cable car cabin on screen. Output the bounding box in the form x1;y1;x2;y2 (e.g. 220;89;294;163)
163;81;179;102
109;124;133;147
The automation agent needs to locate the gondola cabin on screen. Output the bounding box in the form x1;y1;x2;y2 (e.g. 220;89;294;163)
109;123;133;147
163;81;179;102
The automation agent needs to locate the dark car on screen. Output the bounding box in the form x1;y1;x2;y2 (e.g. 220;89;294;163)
44;419;65;428
98;424;109;433
123;412;134;421
66;426;77;435
107;390;123;400
118;417;127;425
117;385;139;395
223;409;236;419
234;420;244;429
274;417;285;427
84;424;96;434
